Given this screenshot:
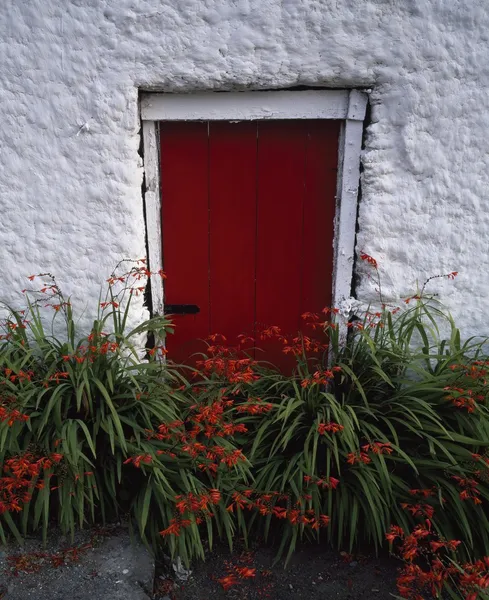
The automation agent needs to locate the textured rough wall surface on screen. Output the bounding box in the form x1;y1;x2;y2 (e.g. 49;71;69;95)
1;0;489;335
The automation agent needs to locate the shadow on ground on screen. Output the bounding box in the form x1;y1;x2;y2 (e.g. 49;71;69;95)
156;542;400;600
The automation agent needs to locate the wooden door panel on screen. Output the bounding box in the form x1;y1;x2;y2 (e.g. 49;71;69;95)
255;121;307;364
209;121;257;345
160;122;210;362
301;120;340;316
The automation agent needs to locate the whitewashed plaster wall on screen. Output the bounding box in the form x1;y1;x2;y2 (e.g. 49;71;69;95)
1;0;489;336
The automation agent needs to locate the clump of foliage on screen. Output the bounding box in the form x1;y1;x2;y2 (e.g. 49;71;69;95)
3;254;489;599
0;261;185;545
232;278;489;561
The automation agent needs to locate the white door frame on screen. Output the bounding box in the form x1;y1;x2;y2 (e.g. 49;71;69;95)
141;89;368;317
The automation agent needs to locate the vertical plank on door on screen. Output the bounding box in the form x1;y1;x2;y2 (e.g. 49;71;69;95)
160;121;210;362
209;122;258;346
301;120;341;315
255;121;307;366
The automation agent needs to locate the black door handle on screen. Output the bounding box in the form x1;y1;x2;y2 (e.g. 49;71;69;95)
164;304;200;315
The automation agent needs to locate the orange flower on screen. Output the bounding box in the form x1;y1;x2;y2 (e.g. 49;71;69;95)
236;398;273;415
385;525;404;542
301;311;320;321
359;252;378;268
207;333;227;343
370;442;393;455
100;301;119;309
220;449;246;467
347;451;371;465
260;325;281;339
400;503;434;519
409;488;435;498
49;372;69;384
159;519;182;537
235;567;256;578
430;541;448;552
123;454;152;468
328;477;340;489
318;421;344;435
218;574;239;591
209;489;221;504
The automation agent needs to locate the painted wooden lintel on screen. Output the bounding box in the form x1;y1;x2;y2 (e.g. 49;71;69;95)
141;90;367;122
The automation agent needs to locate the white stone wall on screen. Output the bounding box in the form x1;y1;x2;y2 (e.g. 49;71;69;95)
1;0;488;336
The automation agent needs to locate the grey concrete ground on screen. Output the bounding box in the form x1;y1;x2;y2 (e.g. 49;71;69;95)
0;526;154;599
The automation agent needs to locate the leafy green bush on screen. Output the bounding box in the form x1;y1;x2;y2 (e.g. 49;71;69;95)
3;257;489;577
236;300;489;560
181;264;489;562
0;263;258;564
0;262;186;545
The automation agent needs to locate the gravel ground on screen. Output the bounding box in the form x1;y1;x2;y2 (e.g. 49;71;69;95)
155;541;401;600
0;528;401;600
0;526;154;600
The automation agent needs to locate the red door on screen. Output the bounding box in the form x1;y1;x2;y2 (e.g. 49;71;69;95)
160;120;340;366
